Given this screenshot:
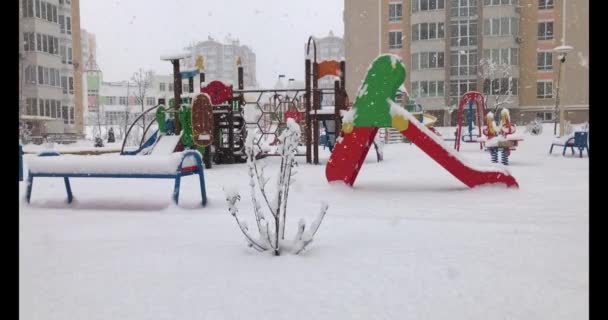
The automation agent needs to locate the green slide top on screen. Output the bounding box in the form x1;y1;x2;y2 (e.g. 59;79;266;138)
347;54;407;129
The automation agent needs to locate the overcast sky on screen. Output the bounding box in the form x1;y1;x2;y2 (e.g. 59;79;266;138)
80;0;344;87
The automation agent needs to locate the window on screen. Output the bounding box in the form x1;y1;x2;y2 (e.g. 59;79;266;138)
66;17;72;34
48;36;54;54
49;68;55;86
43;67;49;85
146;97;156;106
451;20;477;46
28;32;35;51
68;77;74;94
70;107;74;124
413;23;444;41
538;21;554;40
25;98;32;115
36;33;42;51
35;0;40;18
539;0;553;10
411;54;419;70
119;96;127;105
60;46;66;63
52;5;57;22
62;106;68;124
536;112;553;122
451;0;477;18
37;66;43;84
42;35;47;52
483;78;518;95
389;3;402;22
484;18;518;37
537;81;553;98
389;31;403;49
483;48;518;65
484;0;518;4
411;81;445;97
23;0;35;17
168;83;173;91
46;2;52;21
23;33;29;51
41;0;46;19
159;83;166;91
450;50;477;76
45;100;50;117
68;47;72;64
449;79;477;103
61;76;67;94
53;37;58;54
420;52;429;69
51;100;57;118
59;15;65;33
537;52;553;70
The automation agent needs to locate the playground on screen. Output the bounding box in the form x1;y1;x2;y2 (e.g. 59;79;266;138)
19;53;588;319
20;121;588;319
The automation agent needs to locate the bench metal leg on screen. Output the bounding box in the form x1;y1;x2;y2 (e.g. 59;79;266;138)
562;146;567;156
64;177;73;204
26;174;34;203
549;144;554;154
198;168;207;206
173;174;182;205
571;147;575;155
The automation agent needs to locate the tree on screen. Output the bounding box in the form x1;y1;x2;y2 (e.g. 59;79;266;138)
478;58;515;115
131;69;154;131
87;110;106;140
224;119;328;256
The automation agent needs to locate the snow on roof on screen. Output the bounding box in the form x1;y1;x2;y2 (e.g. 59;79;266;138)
160;52;191;60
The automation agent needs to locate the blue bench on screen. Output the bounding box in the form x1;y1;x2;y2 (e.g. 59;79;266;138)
26;150;207;206
549;131;589;158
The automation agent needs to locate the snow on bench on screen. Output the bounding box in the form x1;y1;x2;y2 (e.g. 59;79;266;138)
28;153;197;175
25;150;207;206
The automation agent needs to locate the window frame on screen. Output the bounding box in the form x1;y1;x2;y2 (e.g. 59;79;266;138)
389;30;403;49
389;3;403;22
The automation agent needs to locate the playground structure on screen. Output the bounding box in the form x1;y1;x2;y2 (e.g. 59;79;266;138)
479;108;523;165
120;54;248;168
325;54;518;188
453;91;486;151
120;36;347;166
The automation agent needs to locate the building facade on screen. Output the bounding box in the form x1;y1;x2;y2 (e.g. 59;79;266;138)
19;0;84;141
343;0;589;126
181;37;257;88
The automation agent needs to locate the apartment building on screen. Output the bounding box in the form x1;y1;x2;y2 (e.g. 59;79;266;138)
182;37;258;88
344;0;588;126
19;0;84;141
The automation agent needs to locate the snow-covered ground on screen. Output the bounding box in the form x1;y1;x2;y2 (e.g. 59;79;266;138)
20;124;588;320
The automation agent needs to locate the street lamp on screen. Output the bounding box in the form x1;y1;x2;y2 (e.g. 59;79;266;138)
552;44;573;136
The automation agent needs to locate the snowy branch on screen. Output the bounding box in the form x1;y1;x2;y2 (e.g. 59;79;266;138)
223;118;328;256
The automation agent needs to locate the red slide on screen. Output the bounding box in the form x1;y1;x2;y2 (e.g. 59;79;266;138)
326;117;518;188
326;127;378;186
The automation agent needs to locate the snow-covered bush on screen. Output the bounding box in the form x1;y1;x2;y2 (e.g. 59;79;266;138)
224;118;328;256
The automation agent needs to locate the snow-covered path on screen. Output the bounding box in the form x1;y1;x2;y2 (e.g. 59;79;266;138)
20;125;588;320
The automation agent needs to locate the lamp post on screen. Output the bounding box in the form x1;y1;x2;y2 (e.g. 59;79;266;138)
552;45;573;136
